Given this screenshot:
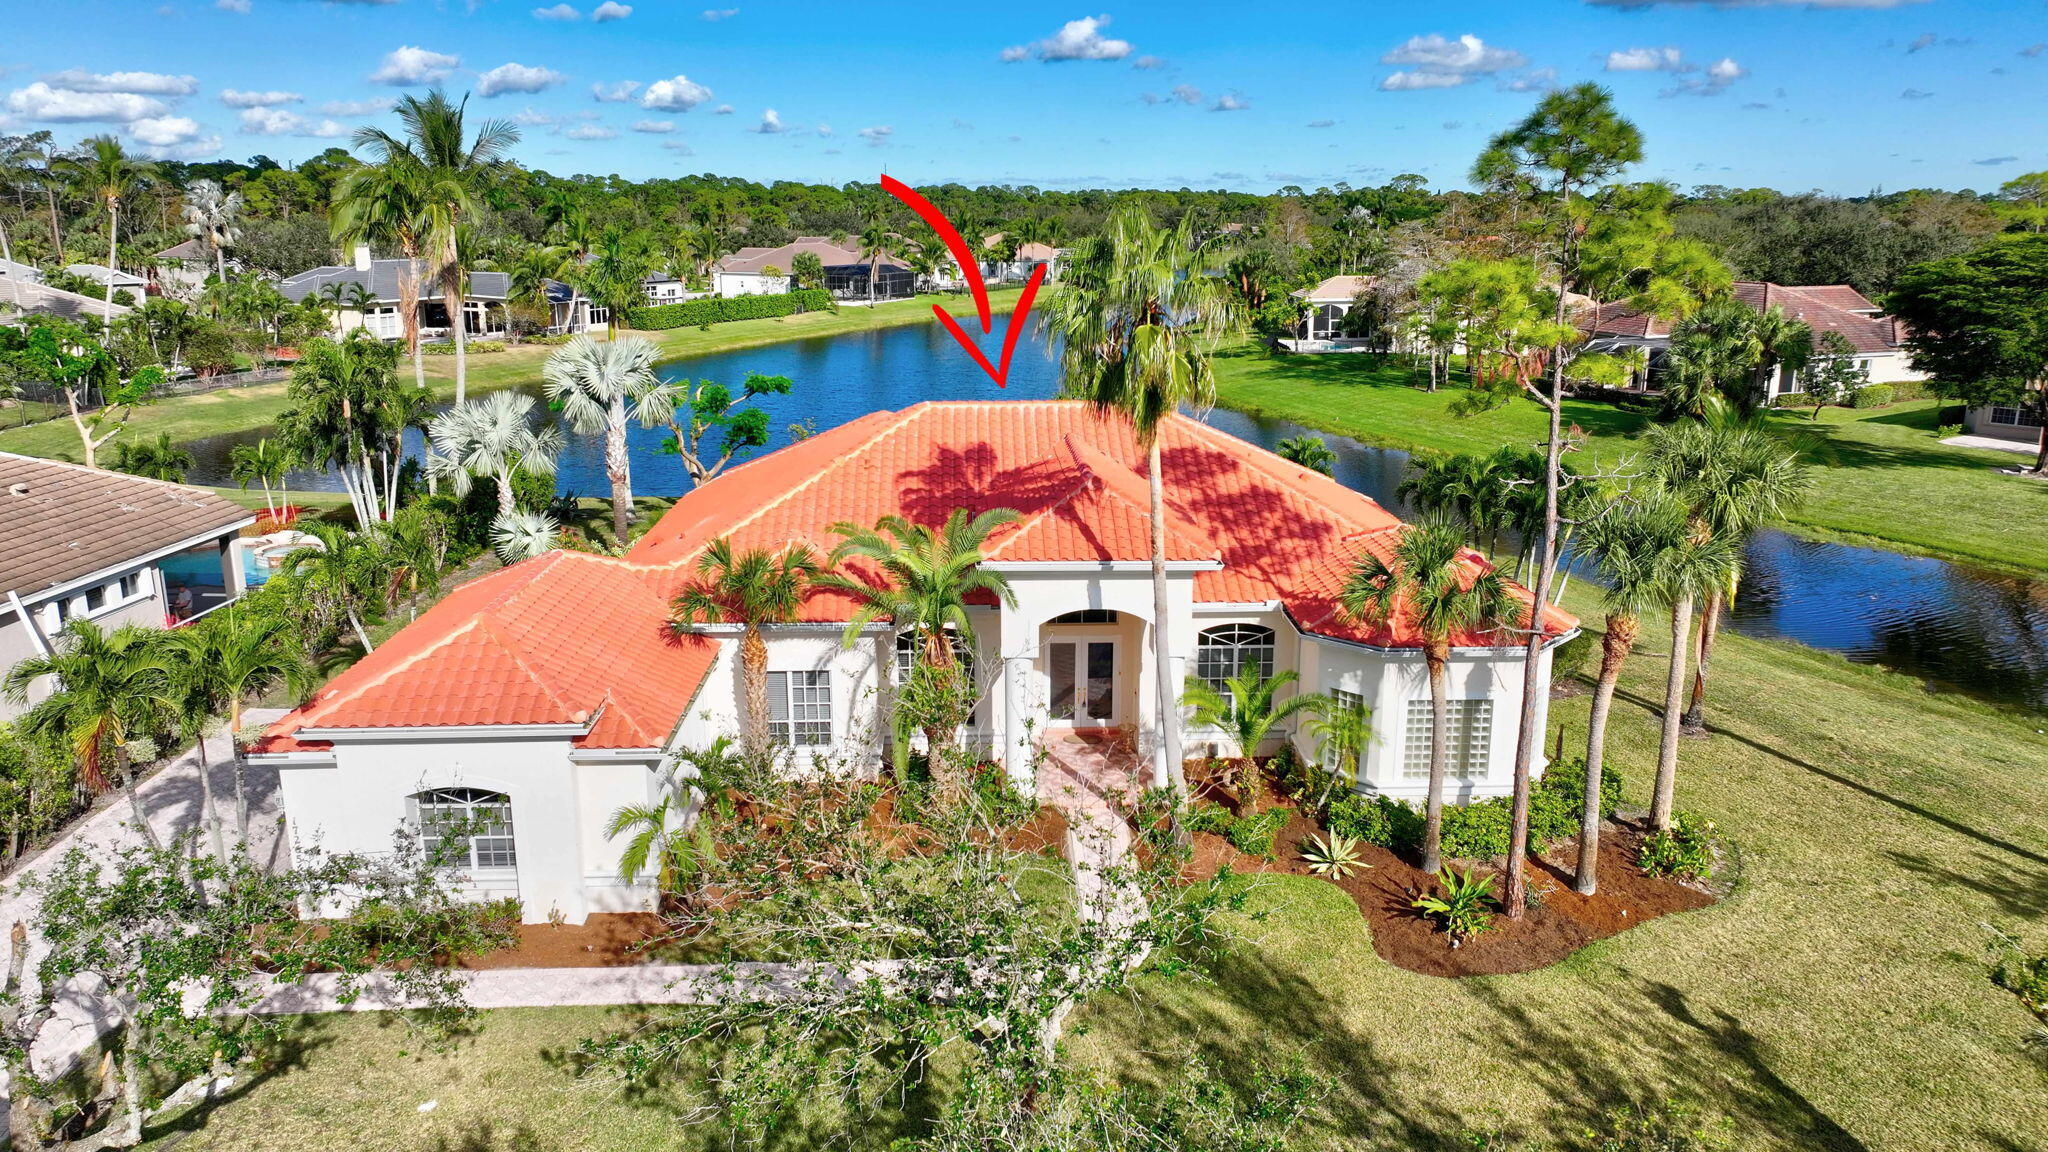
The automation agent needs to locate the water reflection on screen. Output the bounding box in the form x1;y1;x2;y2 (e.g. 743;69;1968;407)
178;328;2048;712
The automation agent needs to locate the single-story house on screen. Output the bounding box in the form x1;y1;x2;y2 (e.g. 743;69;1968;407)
0;258;42;282
62;264;147;294
1580;282;1928;400
1960;396;2047;449
540;280;610;336
252;401;1575;924
150;238;228;298
1287;274;1382;349
1;453;254;720
279;245;512;342
713;237;915;300
0;276;131;325
981;235;1067;285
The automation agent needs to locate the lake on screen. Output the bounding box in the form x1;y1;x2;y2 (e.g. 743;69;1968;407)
180;324;2048;713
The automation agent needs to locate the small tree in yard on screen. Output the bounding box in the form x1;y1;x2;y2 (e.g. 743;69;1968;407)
640;371;796;487
1;832;517;1150
1800;330;1863;419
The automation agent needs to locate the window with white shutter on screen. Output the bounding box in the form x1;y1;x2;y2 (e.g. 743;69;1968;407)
767;670;833;746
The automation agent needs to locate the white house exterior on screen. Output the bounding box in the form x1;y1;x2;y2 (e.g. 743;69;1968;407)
712;237;917;300
278;244;513;342
980;235;1066;285
254;402;1574;925
1286;274;1381;351
1;454;253;720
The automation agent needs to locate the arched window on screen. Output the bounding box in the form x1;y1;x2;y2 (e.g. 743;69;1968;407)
1196;624;1276;689
413;787;517;870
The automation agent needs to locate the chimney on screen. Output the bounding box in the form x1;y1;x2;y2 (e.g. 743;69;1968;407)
352;243;373;272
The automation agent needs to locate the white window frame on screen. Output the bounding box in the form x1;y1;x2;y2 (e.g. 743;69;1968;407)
768;670;834;746
412;787;517;871
1400;698;1493;781
1195;624;1276;690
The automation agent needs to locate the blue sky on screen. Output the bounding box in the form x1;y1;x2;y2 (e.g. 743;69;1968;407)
5;0;2044;194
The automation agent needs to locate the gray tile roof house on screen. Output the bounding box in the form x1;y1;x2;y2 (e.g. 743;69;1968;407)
0;258;43;282
0;453;251;605
0;275;131;323
63;263;147;290
278;259;509;306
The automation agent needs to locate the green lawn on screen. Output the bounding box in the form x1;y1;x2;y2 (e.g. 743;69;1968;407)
1210;347;2048;573
143;606;2048;1150
0;290;1023;463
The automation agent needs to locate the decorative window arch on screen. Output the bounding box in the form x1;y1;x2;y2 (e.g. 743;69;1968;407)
412;787;517;870
1196;624;1276;689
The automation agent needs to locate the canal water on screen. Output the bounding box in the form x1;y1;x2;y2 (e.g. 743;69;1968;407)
179;324;2048;712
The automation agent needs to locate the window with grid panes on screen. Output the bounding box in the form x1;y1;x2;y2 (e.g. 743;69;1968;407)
1400;699;1491;780
1195;624;1276;689
768;670;833;745
412;788;517;869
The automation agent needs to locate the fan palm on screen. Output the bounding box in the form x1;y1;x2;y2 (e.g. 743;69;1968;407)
605;737;740;900
352;91;519;404
1342;516;1521;874
814;508;1022;754
425;390;563;522
56;136;155;318
669;539;819;756
2;620;173;847
181;178;243;282
1182;664;1327;801
542;335;661;542
491;509;562;565
1037;202;1238;795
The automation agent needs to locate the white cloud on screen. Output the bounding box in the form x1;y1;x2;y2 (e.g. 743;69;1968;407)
477;63;565;97
858;124;892;146
661;139;694;153
1606;46;1688;71
1002;15;1132;63
319;98;391;116
710;103;733;115
815;122;832;137
1170;84;1202;105
1661;56;1747;95
1306;118;1335;128
563;123;617;140
590;1;631;20
369;46;460;87
220;88;301;107
1132;54;1166;70
44;69;198;96
1498;67;1559;92
217;0;250;11
128;115;203;145
701;6;738;18
641;75;711;111
1379;33;1527;91
511;107;560;126
591;80;640;102
750;107;786;133
1211;91;1249;111
4;83;171;123
238;106;351;137
631;118;674;133
532;3;579;18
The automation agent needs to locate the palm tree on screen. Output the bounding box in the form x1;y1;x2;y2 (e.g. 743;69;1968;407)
180;607;309;846
1645;419;1810;735
108;432;193;483
181;178;243;282
1341;517;1520;874
279;522;388;653
814;509;1022;755
491;509;562;564
669;539;818;756
1567;493;1731;892
380;503;451;617
57;136;156;317
353;91;520;406
541;335;661;542
1037;202;1238;796
229;437;297;519
790;250;825;292
1304;696;1374;813
1746;304;1814;407
572;225;657;340
2;620;173;849
331;161;431;391
1645;514;1741;832
425;390;564;522
275;331;411;525
505;243;572;333
606;738;739;900
857;215;894;302
1662;297;1766;419
1181;664;1327;802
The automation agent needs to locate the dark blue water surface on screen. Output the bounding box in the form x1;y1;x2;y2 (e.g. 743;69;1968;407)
180;325;2048;712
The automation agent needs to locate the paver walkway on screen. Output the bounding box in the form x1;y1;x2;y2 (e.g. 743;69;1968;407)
1035;730;1146;928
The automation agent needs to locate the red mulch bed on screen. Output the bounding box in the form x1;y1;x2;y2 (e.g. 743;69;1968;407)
459;913;673;969
1185;772;1718;978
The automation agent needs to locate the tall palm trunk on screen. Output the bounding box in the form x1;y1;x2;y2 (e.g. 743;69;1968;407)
605;394;632;542
446;258;470;406
1650;595;1695;831
229;699;250;845
1146;439;1184;795
1575;613;1637;894
741;623;769;755
1681;589;1724;732
346;608;375;654
194;735;228;866
402;253;426;391
121;759;162;852
1421;644;1451;875
103;198;119;316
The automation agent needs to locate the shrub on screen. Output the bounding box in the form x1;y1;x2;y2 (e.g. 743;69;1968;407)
1327;794;1422;850
1989;927;2048;1018
1850;383;1895;409
1184;802;1235;836
1412;868;1496;944
624;289;833;331
1588;1101;1737;1152
1638;812;1716;880
1439;801;1513;861
1528;762;1623;844
1882;379;1930;403
1226;808;1291;859
419;340;505;355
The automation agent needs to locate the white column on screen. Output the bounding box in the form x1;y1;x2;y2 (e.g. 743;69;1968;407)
1002;655;1032;792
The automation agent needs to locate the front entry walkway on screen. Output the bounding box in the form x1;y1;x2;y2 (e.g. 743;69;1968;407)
1036;730;1145;926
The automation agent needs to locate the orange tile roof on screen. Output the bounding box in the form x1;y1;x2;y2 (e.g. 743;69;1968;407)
258;401;1573;748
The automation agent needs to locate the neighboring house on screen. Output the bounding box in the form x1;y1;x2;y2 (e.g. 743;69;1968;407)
0;275;132;325
712;237;915;300
541;280;610;335
0;258;43;283
1580;282;1928;400
279;244;511;342
252;401;1576;925
62;264;147;295
1287;275;1382;349
0;453;253;720
641;271;690;305
981;235;1066;285
1960;395;2047;448
150;238;227;298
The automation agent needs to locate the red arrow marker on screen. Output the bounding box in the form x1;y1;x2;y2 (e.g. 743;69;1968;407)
880;173;1043;389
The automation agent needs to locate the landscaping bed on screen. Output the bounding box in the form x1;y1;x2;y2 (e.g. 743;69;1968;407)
459;912;674;969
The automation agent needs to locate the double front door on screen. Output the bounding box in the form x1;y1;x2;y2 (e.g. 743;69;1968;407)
1047;637;1119;726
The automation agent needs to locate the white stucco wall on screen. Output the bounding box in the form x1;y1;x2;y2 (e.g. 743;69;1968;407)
670;628;890;772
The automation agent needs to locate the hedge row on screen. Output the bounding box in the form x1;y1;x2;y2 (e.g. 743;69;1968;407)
624;289;834;331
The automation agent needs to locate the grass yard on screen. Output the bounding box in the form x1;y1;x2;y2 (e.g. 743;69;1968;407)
0;289;1023;463
1210;346;2048;573
140;606;2048;1150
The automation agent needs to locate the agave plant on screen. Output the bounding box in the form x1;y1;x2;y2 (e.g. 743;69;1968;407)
1301;832;1368;880
1412;868;1498;947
